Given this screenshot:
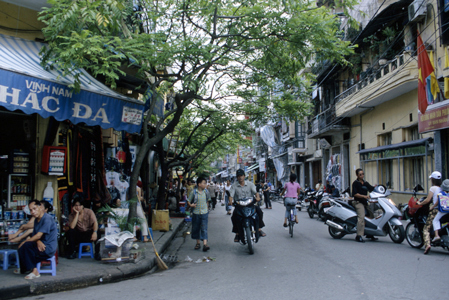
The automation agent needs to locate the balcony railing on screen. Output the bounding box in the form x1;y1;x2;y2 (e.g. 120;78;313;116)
335;54;407;104
310;108;336;134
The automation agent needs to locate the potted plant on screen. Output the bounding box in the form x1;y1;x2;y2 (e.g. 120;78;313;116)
363;27;397;64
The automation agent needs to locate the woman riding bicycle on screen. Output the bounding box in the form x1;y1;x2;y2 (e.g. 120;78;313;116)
280;173;301;227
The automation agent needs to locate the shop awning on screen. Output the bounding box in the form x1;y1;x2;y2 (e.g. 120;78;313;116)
0;34;145;133
357;137;432;154
246;164;259;172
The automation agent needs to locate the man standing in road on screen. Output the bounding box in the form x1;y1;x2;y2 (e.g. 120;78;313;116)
229;169;266;242
207;181;218;210
263;181;272;209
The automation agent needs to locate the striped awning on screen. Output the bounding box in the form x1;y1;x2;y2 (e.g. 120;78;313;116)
0;34;145;133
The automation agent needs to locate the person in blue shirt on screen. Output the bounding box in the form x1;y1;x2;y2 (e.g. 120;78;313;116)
16;200;57;279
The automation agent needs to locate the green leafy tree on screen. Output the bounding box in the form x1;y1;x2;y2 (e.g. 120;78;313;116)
39;0;356;225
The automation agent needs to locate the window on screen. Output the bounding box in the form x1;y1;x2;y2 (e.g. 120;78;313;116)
380;160;394;189
409;126;419;141
378;132;392;146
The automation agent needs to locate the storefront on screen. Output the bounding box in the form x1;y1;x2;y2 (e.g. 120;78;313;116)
0;34;145;242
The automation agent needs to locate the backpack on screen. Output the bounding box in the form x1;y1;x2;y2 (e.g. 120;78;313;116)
192;188;211;204
437;191;449;213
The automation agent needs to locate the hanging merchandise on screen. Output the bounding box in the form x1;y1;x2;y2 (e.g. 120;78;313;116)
326;154;342;192
260;125;289;184
43;182;54;205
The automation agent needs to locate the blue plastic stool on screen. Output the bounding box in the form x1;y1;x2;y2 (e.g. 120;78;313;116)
0;249;19;270
37;255;56;276
78;243;94;259
141;228;154;241
180;206;186;213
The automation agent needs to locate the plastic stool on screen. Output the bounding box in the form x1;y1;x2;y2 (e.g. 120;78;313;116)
180;206;186;213
141;228;154;241
78;243;94;259
37;256;56;276
0;249;19;270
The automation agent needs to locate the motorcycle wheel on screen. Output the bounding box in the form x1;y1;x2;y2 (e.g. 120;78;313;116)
245;226;254;254
307;206;314;218
318;208;327;221
389;224;405;244
405;222;424;248
328;224;346;239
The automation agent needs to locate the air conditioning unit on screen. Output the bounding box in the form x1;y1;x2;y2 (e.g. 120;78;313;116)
408;0;427;23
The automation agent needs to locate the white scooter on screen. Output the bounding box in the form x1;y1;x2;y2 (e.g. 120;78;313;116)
325;185;405;243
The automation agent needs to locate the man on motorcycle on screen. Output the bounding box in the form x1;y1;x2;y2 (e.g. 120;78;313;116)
229;169;266;242
352;168;377;243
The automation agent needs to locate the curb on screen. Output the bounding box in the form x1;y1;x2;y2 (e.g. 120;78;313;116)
0;219;185;300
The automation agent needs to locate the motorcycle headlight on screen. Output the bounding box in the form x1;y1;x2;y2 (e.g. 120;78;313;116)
387;198;397;207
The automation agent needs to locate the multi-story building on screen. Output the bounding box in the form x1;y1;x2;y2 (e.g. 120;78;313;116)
308;0;449;203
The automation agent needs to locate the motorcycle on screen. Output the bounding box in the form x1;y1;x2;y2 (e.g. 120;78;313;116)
296;187;310;211
306;190;326;219
405;185;449;251
233;197;260;254
325;185;405;243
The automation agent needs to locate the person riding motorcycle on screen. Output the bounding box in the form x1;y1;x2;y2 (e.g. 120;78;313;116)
419;171;443;254
229;169;266;242
352;168;378;243
432;179;449;244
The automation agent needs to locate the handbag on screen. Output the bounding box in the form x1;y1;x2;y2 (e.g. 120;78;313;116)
437;192;449;213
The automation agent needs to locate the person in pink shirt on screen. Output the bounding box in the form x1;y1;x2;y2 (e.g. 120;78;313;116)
280;174;302;227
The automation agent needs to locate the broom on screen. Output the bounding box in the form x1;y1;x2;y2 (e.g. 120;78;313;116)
149;232;168;270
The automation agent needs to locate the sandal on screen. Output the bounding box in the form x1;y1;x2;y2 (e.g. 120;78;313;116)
25;273;40;280
13;269;21;275
234;234;239;243
194;243;201;250
424;246;431;255
203;245;210;252
259;230;267;237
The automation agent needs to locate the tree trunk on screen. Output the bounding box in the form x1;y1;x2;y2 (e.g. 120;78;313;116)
156;139;169;209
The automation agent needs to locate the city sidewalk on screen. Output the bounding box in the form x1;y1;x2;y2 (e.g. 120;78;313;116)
0;218;186;300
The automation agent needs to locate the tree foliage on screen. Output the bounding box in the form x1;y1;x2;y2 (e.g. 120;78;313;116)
39;0;357;223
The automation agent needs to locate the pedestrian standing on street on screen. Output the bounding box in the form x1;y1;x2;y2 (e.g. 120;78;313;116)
187;177;211;252
280;173;301;226
225;179;232;215
16;200;57;279
419;171;442;254
352;168;377;243
315;180;324;192
263;181;272;209
207;181;217;210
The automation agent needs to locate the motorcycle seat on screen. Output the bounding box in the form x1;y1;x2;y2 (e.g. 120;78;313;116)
335;199;356;211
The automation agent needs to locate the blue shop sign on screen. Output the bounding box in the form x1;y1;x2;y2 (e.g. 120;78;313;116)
0;34;144;133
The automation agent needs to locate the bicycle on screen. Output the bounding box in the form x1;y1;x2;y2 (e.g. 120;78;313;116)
287;204;296;238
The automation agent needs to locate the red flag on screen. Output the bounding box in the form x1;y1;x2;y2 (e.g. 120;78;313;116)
417;31;439;114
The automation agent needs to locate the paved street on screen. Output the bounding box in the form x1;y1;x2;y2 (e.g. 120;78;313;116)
18;201;447;300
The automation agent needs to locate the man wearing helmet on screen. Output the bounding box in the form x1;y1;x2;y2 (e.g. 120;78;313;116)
229;169;267;242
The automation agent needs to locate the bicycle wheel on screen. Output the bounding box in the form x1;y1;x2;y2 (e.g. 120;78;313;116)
289;209;294;238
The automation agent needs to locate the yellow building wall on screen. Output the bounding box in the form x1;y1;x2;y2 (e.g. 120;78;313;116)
34;117;59;214
0;1;44;41
348;90;434;204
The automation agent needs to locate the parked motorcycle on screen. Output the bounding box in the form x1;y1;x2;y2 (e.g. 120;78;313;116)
306;190;326;219
325;185;405;243
296;187;310;211
405;185;449;251
233;197;260;254
318;187;352;221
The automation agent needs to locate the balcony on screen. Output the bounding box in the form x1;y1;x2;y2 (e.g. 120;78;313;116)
308;107;350;139
335;52;418;117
